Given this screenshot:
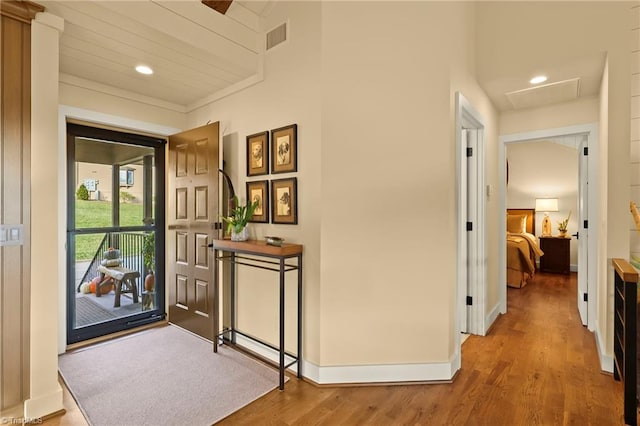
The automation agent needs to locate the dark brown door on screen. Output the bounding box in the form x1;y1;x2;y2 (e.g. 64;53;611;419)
168;122;219;340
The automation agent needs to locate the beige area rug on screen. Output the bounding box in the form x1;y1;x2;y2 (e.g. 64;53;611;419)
58;325;281;426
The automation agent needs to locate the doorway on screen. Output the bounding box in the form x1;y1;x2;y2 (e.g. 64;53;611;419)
66;123;166;344
499;124;598;331
456;92;487;342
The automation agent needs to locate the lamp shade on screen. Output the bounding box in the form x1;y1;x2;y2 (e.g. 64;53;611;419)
535;198;558;212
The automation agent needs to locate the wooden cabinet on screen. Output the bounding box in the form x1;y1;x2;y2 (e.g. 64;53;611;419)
612;258;638;426
1;0;43;413
539;236;570;274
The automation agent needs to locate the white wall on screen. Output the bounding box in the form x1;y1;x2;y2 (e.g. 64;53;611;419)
187;1;323;364
319;1;498;375
507;141;579;267
187;1;498;382
598;58;612;366
500;98;600;136
604;10;633;366
27;12;64;419
321;1;456;367
59;83;186;131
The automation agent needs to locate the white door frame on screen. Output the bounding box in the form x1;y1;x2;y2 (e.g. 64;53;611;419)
499;123;598;331
456;92;487;344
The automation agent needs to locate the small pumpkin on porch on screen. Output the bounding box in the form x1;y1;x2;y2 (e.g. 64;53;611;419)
90;276;113;295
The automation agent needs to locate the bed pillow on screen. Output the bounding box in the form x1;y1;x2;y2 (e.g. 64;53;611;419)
507;214;527;234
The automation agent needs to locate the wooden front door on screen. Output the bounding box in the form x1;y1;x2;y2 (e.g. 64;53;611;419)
168;122;219;340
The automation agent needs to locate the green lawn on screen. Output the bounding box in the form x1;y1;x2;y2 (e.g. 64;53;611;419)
74;200;146;261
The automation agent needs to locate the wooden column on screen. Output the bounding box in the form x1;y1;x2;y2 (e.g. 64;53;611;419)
143;155;153;225
0;0;44;416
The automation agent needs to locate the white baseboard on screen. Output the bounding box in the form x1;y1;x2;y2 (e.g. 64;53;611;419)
24;387;63;419
304;353;459;384
595;327;613;373
231;334;459;384
485;303;501;334
570;264;578;272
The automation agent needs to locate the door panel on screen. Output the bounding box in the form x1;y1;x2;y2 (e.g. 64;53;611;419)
168;122;219;340
460;129;468;333
577;139;588;325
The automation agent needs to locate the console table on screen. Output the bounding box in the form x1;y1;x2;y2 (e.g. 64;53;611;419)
209;239;303;390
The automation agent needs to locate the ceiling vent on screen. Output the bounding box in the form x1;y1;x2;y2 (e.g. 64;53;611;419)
266;23;287;51
505;78;581;110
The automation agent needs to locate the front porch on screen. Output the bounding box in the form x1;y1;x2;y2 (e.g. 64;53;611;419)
72;232;154;329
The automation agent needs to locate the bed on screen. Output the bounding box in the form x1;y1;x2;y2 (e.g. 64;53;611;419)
506;208;544;288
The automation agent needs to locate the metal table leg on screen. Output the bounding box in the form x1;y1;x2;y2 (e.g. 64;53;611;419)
297;254;302;378
279;257;285;390
213;247;218;353
231;252;236;344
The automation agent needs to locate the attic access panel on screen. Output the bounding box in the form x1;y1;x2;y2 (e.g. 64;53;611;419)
505;78;581;110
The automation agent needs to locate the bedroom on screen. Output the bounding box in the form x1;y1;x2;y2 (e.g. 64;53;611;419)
503;98;590;318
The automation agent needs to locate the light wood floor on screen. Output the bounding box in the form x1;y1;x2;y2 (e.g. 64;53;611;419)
47;272;626;425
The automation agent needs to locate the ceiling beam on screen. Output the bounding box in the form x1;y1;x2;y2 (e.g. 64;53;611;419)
202;1;233;15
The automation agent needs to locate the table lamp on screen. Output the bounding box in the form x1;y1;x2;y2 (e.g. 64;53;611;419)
535;198;558;236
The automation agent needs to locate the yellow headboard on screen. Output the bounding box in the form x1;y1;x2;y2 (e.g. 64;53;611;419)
507;208;535;235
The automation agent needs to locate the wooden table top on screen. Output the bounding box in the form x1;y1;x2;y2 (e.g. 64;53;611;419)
211;238;303;257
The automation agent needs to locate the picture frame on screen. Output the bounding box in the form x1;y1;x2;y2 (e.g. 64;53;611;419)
271;124;297;174
246;131;269;176
271;177;297;224
246;180;269;223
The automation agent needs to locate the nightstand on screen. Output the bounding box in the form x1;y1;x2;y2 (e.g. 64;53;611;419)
539;236;570;274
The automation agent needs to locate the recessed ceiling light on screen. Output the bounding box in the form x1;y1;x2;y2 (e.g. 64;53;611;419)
135;65;153;75
530;75;547;85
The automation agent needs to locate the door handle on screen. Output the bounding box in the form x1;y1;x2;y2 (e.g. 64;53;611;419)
572;232;579;239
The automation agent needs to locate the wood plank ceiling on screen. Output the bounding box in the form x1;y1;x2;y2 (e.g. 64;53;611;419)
40;1;271;108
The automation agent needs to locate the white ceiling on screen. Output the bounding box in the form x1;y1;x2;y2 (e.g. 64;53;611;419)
41;0;272;108
475;2;614;113
40;1;608;113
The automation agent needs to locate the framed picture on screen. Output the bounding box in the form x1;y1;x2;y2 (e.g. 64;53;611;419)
271;177;297;224
246;131;269;176
246;180;269;223
271;124;297;174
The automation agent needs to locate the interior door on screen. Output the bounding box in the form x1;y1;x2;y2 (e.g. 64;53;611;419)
466;129;478;334
577;138;588;325
168;122;219;340
460;129;469;333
